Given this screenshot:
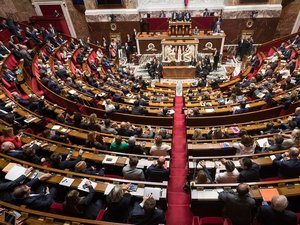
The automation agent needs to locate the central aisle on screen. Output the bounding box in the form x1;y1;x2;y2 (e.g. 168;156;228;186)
166;96;193;225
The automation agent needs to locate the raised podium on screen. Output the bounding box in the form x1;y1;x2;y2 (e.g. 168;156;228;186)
168;21;192;36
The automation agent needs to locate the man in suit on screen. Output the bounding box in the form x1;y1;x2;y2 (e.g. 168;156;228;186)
131;100;148;115
130;196;165;225
238;158;260;182
159;10;166;18
12;173;55;210
233;101;249;114
218;183;256;225
256;195;297;225
2;65;16;83
122;156;145;180
146;156;169;182
273;147;300;179
171;11;177;21
185;11;192;22
0;167;33;203
203;8;209;17
177;11;184;21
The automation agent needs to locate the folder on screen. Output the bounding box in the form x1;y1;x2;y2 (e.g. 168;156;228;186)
259;188;279;202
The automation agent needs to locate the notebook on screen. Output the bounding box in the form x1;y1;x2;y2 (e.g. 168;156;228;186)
259;188;279;202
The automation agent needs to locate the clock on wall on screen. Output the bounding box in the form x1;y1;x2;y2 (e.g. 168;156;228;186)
110;23;117;31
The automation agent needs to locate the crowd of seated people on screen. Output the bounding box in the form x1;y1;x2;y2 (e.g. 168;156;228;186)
1;17;300;225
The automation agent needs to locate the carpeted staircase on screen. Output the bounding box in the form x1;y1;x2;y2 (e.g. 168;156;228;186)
166;96;193;225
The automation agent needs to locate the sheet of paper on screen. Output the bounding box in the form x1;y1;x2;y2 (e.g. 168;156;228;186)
197;189;219;200
24;117;36;123
59;177;75;187
5;165;26;181
51;125;61;130
269;155;276;161
130;188;144;197
205;108;214;113
77;178;97;192
104;183;116;195
144;187;161;200
257;138;270;147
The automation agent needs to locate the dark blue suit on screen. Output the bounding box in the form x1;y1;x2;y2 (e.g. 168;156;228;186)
130;201;165;225
256;205;297;225
273;156;300;179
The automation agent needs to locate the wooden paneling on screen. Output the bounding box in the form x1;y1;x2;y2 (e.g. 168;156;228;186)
222;18;280;44
88;21;140;43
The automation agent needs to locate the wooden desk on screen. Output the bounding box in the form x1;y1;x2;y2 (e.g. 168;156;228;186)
136;32;225;55
163;66;195;79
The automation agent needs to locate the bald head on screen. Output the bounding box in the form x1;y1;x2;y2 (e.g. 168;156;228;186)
128;136;136;146
157;156;166;166
295;107;300;116
237;183;250;196
271;195;288;212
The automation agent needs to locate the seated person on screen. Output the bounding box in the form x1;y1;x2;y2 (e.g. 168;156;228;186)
215;159;240;183
150;135;171;156
104;184;131;223
233;135;256;155
146;156;169;182
12;173;55;210
122;156;145;180
44;149;84;170
130;196;165;225
75;161;104;176
256;195;297;225
195;161;213;184
110;135;129;152
273;147;300;179
238;158;260;182
63;180;102;219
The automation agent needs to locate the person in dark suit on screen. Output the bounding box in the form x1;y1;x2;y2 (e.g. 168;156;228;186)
171;11;178;21
233;101;249;114
218;183;256;225
238;158;260;182
146;156;169;182
12;173;55;210
154;61;163;81
63;180;102;219
131;100;148;115
130;196;165;225
159;10;166;18
256;195;297;225
47;149;84;170
104;184;132;223
177;11;184;21
203;8;209;17
185;11;192;22
273;147;300;179
0;167;33;203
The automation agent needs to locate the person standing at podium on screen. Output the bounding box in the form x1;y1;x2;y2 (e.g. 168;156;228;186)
177;11;184;21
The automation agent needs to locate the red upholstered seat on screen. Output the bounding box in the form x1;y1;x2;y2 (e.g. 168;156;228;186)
49;202;64;214
96;209;106;221
199;217;224;225
192;216;200;225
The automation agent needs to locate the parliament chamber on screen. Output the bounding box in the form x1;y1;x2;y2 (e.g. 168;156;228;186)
0;0;300;225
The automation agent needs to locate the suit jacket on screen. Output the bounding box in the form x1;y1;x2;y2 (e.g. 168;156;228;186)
256;205;297;225
104;193;131;223
238;163;260;182
0;174;27;203
146;165;169;182
273;156;300;179
21;178;54;210
122;165;145;180
219;190;255;225
130;201;165;225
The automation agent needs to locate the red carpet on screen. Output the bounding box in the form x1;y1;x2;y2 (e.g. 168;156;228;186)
166;96;193;225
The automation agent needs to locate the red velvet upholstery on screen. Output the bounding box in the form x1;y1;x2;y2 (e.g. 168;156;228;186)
49;202;64;214
199;217;224;225
192;216;200;225
96;209;106;221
